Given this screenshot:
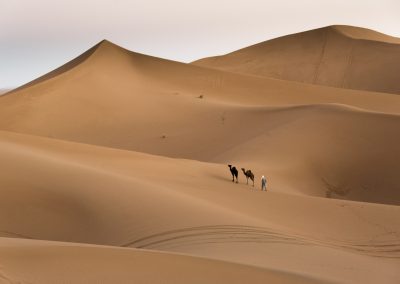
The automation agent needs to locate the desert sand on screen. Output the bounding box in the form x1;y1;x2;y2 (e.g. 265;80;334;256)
0;25;399;283
193;25;400;94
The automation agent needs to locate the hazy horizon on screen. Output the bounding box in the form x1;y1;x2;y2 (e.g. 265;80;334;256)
1;0;400;89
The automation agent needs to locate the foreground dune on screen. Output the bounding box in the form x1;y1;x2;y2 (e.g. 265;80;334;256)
1;238;333;284
193;25;400;94
0;130;399;283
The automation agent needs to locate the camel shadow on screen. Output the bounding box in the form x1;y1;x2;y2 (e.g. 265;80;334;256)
208;173;235;182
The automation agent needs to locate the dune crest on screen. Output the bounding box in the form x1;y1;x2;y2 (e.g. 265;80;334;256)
0;89;10;95
332;25;400;44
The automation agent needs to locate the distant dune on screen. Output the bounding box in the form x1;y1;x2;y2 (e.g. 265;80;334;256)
193;25;400;94
4;40;400;113
0;26;399;284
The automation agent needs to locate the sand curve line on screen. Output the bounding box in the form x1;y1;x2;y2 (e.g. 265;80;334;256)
122;225;400;258
122;225;304;248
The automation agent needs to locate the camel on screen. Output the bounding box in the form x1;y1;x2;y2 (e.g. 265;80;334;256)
241;168;254;186
228;165;238;183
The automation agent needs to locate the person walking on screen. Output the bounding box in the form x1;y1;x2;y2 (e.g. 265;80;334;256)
261;175;267;191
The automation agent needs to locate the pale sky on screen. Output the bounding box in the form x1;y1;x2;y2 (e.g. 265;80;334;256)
1;0;400;89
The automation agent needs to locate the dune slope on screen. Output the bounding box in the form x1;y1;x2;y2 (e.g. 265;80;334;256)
0;131;399;284
193;25;400;94
0;41;399;206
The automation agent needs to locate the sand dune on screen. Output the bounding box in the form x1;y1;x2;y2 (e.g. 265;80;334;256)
1;238;333;284
0;130;399;284
193;25;400;94
0;42;399;205
215;104;400;204
1;28;400;283
3;40;400;112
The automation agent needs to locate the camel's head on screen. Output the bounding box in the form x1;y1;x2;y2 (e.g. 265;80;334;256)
228;164;232;168
241;168;245;171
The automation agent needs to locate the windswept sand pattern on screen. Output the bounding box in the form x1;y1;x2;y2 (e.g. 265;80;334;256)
123;225;400;258
123;225;306;249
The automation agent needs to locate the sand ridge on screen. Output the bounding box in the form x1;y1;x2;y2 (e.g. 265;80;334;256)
0;89;10;95
332;25;400;44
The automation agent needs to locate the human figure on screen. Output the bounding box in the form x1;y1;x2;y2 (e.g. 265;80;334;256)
261;175;267;191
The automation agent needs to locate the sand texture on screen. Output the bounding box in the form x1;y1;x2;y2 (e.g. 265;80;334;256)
0;25;399;283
